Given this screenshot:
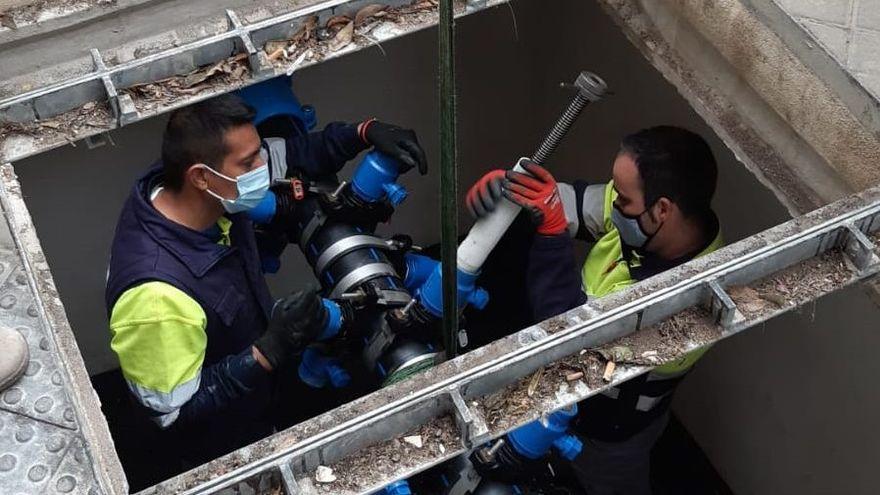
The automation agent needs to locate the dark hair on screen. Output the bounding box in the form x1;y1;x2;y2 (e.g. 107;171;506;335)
160;94;256;191
619;126;717;219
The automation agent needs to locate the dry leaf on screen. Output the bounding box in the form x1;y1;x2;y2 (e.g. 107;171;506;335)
329;21;354;52
355;4;387;25
326;15;352;30
264;40;289;56
597;345;634;362
292;15;318;43
526;367;544;397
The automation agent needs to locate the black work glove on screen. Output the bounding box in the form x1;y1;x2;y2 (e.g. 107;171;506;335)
364;120;428;175
254;288;328;369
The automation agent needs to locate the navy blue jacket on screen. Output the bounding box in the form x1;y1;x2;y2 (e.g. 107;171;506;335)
105;122;367;465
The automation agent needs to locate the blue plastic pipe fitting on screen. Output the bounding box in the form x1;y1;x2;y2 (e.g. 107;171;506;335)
506;404;583;461
235;75;316;130
381;480;412;495
351;151;408;206
297;347;351;389
416;264;489;318
319;298;344;340
246;190;278;225
403;253;439;292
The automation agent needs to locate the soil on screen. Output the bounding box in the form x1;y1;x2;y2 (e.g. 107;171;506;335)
728;249;852;320
477;308;718;432
312;415;458;494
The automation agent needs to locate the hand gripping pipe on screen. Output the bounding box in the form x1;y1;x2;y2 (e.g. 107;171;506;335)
457;71;606;275
415;71;607;324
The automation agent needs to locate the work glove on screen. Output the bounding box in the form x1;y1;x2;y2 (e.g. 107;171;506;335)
503;161;567;236
465;169;506;219
254;288;328;370
362;120;428;175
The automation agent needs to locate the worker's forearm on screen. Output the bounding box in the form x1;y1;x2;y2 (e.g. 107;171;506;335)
285;122;368;177
526;234;587;322
174;347;270;425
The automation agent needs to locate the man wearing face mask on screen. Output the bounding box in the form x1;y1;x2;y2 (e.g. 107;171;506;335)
465;126;721;494
105;94;426;479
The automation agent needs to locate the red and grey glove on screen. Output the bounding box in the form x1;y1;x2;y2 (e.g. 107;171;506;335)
503;161;567;236
465;169;506;219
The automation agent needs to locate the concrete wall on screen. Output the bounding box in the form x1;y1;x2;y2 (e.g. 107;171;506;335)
675;285;880;495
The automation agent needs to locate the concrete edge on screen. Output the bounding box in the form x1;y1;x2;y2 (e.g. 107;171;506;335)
0;162;128;495
751;0;880;136
671;0;880;193
0;0;164;48
597;0;839;216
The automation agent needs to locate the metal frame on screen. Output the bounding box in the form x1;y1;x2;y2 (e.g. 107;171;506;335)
138;185;880;495
0;0;509;164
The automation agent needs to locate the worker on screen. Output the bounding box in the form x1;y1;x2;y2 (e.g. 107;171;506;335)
105;93;426;474
465;126;722;494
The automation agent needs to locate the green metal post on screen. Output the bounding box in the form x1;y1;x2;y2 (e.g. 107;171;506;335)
439;0;458;358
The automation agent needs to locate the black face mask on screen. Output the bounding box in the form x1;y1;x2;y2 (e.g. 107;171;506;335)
611;201;664;249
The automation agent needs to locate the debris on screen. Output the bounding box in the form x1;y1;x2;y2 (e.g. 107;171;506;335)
315;465;336;484
326;14;352;30
329;21;355;52
730;250;851;319
438;444;446;454
565;371;584;382
264;39;289;57
403;435;423;448
355;4;388;25
294;15;319;43
526;367;544;397
602;361;616;382
760;292;788;308
324;416;458;491
123;53;251;111
597;345;634;362
182;53;248;88
0;100;114;152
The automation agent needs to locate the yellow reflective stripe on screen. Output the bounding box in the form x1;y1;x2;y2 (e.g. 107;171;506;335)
602;181;616;232
217;216;232;246
110;281;207;395
652;345;712;376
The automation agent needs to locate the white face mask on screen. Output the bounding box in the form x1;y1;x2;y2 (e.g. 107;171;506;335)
199;164;270;214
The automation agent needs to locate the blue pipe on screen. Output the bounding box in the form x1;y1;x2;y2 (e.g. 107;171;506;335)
381;480;412;495
235;75;316;131
318;298;344;340
403;253;438;292
416;264;489;318
246;190;278;225
506;404;582;461
351;151;408;206
297;346;351;389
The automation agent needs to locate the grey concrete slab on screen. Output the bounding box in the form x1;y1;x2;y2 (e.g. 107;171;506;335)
0;163;126;494
774;0;880;102
857;0;880;30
